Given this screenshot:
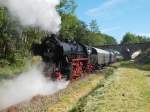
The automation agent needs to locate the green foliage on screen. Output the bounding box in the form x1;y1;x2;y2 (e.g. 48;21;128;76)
59;14;80;40
21;28;46;56
0;57;29;79
136;48;150;64
102;34;117;45
58;1;117;45
0;7;46;56
120;61;150;71
0;59;10;67
59;13;117;46
0;7;46;79
121;32;150;44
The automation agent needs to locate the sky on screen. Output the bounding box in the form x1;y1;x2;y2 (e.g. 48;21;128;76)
75;0;150;43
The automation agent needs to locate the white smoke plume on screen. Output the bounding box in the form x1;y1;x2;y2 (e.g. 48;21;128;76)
0;0;61;33
0;64;69;110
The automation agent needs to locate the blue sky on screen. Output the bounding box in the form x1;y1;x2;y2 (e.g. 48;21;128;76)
75;0;150;42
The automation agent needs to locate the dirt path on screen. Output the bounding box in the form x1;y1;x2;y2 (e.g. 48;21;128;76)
70;66;150;112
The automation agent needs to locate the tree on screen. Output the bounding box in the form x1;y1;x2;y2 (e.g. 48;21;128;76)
89;19;100;33
0;7;16;58
102;34;117;45
58;0;77;14
121;32;138;44
58;1;117;46
59;14;80;40
0;7;47;58
21;27;46;55
121;32;150;44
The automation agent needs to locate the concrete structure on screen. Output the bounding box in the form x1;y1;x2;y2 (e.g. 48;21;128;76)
96;42;150;60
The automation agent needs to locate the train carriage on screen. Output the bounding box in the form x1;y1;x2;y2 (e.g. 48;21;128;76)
90;47;110;66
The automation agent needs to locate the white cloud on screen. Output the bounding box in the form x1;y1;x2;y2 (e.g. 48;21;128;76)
86;0;126;17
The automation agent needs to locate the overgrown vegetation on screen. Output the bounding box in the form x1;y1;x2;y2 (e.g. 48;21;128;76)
119;61;150;71
136;48;150;64
0;57;29;79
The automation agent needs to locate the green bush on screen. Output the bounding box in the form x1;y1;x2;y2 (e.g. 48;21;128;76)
0;57;29;80
136;48;150;64
0;59;10;67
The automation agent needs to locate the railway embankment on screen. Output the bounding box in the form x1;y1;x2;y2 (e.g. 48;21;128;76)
1;68;114;112
1;62;150;112
70;62;150;112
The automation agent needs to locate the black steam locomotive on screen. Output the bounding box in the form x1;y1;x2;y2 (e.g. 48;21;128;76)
32;34;116;80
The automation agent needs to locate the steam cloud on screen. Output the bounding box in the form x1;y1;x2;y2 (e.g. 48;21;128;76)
0;0;64;110
0;64;69;110
0;0;61;33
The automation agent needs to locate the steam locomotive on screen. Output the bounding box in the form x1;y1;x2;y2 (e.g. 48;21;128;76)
32;34;116;80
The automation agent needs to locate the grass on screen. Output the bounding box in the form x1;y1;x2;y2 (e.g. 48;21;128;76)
54;68;114;112
47;74;104;112
119;61;150;71
8;67;114;112
47;68;115;112
14;73;105;112
100;68;150;112
2;60;149;112
70;62;150;112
